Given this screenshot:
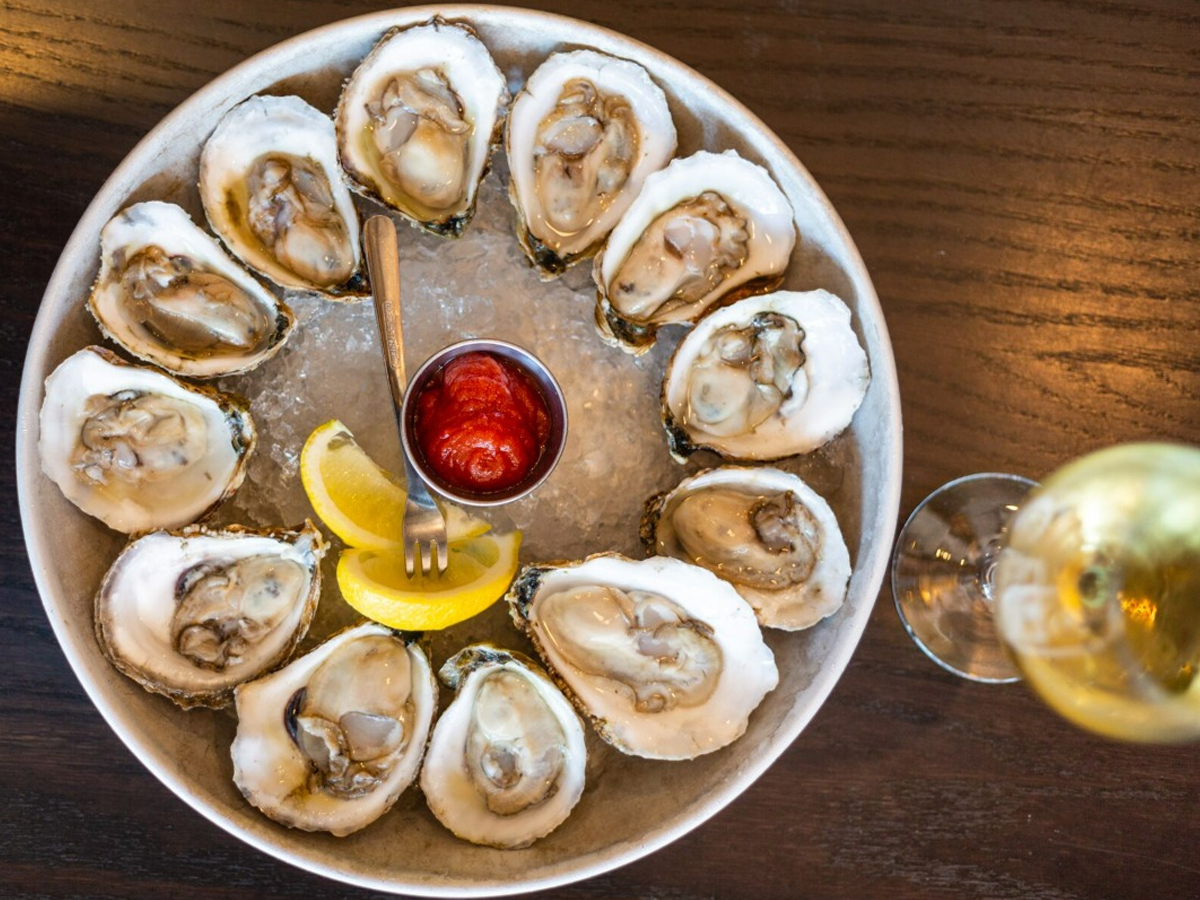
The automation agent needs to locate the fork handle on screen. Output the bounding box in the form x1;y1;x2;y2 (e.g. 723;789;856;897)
364;215;437;510
365;215;406;407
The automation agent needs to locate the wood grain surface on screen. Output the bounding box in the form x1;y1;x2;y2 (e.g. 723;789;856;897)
3;1;1198;898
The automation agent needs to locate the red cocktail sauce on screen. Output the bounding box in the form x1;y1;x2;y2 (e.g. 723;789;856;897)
412;351;551;494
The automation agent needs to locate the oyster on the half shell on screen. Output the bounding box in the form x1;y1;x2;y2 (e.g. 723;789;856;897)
200;94;366;299
39;346;255;533
232;623;437;836
420;644;587;849
336;18;509;236
89;201;294;378
508;553;777;760
594;150;795;354
642;467;851;631
95;521;326;708
661;290;870;462
506;49;676;278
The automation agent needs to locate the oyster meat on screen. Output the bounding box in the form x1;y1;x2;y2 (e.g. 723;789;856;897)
232;623;437;836
420;644;587;849
506;49;676;277
89;201;294;378
594;150;796;354
508;554;777;760
200;95;366;299
38;346;255;533
95;521;326;708
642;467;851;630
336;18;509;236
661;289;870;461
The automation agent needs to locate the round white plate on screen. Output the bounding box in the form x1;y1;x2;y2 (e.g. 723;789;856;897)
17;6;901;895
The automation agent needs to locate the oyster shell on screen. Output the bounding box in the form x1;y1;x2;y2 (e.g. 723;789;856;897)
506;49;676;277
336;18;509;236
38;346;255;533
594;150;795;354
200;95;366;299
661;289;870;462
94;521;326;708
508;553;777;760
642;467;850;630
231;623;437;836
420;644;587;849
89;201;294;378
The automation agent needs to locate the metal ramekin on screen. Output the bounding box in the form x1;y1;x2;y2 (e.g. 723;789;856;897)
400;338;568;507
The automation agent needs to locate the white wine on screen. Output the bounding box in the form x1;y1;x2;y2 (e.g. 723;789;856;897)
995;443;1200;742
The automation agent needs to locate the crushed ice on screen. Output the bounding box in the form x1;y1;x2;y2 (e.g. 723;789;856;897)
216;159;690;563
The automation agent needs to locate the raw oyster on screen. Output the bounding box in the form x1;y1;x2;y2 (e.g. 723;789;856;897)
420;644;587;849
508;554;777;760
594;150;795;354
642;467;850;630
232;623;436;836
336;18;509;236
89;201;294;378
200;95;366;299
38;346;255;533
661;289;870;462
95;521;325;708
506;49;676;278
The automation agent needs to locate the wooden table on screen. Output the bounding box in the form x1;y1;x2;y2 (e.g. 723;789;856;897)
4;2;1197;897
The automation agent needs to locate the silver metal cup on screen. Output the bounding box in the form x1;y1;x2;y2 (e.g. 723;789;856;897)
400;339;568;507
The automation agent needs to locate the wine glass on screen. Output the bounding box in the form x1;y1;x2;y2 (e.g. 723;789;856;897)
893;442;1200;742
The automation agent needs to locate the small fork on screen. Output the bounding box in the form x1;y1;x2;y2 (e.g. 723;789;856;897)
363;215;448;577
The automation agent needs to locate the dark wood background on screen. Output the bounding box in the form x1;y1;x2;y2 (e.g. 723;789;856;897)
4;2;1198;898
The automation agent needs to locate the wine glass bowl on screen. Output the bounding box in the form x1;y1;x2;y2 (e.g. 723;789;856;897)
994;443;1200;743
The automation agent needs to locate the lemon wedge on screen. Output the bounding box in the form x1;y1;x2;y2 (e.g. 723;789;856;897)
300;418;488;550
338;532;522;631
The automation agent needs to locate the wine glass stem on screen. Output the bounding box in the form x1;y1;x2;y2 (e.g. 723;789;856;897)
978;547;999;604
